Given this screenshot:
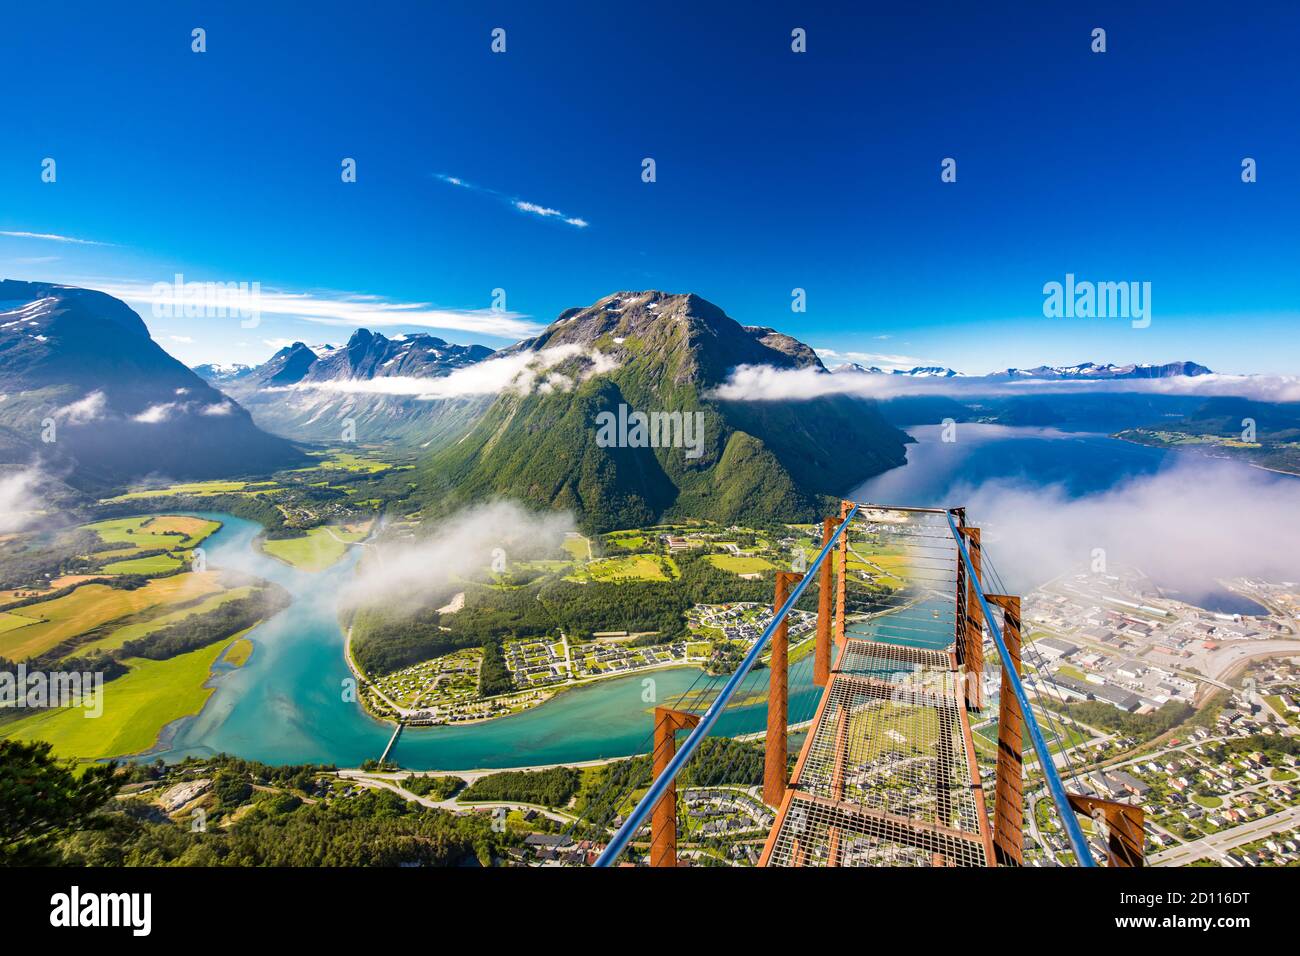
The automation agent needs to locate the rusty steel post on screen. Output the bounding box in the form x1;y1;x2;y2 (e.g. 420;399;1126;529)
1066;793;1147;867
764;571;803;808
988;594;1024;866
954;512;967;658
650;706;701;867
814;516;835;687
835;501;849;648
960;527;984;710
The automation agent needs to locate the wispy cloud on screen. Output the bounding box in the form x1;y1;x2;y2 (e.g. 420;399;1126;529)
814;347;940;370
712;364;1300;403
0;465;47;533
80;278;543;340
0;230;107;246
436;173;590;228
288;344;619;400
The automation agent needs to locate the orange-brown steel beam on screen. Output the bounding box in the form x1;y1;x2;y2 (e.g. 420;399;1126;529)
814;516;835;687
649;706;701;867
826;701;851;866
834;501;849;649
951;663;997;866
988;594;1024;866
764;571;803;808
1067;793;1147;867
960;527;984;710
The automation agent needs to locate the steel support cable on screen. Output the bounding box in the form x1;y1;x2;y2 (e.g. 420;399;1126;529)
979;554;1088;788
594;505;861;866
563;662;724;843
975;552;1092;848
944;511;1096;867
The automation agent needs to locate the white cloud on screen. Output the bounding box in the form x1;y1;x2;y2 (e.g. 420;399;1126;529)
0;230;107;246
961;457;1300;593
291;344;618;400
169;334;194;344
56;390;107;424
133;402;176;424
437;173;590;228
0;465;45;533
711;363;1300;403
343;500;575;612
78;278;542;340
814;347;940;370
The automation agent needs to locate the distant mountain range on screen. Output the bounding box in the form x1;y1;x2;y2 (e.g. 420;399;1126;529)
833;360;1212;380
0;280;302;490
209;331;496;445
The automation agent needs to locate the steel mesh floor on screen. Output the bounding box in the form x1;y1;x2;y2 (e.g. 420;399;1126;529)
764;507;992;867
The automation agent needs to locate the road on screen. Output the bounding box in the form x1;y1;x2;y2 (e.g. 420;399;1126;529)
1203;640;1300;683
338;771;579;826
1149;804;1300;866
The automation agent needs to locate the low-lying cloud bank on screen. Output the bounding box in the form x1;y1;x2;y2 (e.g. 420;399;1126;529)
710;365;1300;403
342;500;576;612
286;345;619;401
956;457;1300;593
0;465;45;533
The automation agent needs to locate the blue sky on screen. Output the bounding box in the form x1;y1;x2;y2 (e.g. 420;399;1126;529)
2;1;1298;374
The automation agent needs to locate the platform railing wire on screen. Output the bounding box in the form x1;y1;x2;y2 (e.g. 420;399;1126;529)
591;505;861;866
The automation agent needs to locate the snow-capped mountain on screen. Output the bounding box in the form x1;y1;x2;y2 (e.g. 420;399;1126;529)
192;362;253;384
210;329;497;445
832;363;961;377
0;280;303;488
991;361;1212;380
832;359;1212;380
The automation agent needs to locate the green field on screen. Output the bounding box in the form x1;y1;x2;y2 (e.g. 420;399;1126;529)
706;554;775;575
103;481;277;501
562;535;592;561
82;514;220;555
260;525;367;572
0;574;226;660
295;451;393;474
0;629;249;760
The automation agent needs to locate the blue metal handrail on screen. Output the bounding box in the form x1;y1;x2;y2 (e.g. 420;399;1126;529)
944;510;1097;867
593;504;860;866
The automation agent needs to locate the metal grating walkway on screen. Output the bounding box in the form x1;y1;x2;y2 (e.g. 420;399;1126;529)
761;507;995;867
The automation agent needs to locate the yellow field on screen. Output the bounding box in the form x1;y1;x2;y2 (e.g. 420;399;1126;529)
0;573;225;660
223;637;255;667
0;611;36;634
73;585;255;658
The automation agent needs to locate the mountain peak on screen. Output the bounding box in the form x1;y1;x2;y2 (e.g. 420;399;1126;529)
510;290;823;386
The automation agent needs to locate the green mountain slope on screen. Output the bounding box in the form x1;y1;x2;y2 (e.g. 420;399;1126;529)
417;291;907;531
